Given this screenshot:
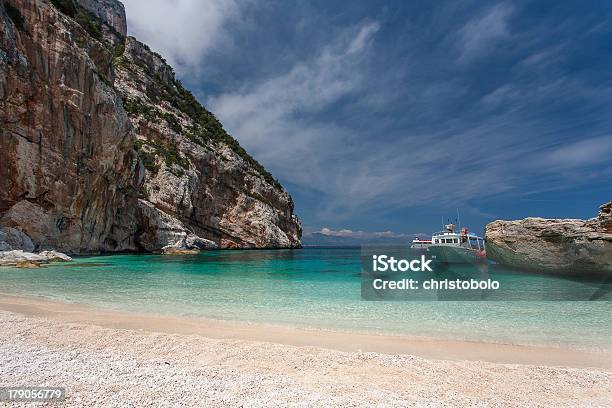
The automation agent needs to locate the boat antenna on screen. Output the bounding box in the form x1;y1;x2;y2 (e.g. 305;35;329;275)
456;208;461;231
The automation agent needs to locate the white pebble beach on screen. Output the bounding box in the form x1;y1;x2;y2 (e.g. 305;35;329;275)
1;298;611;407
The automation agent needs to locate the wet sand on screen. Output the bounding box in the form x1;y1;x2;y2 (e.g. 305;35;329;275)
1;294;611;406
0;294;610;369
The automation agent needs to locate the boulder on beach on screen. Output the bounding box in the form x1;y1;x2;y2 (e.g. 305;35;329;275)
0;250;46;267
0;250;73;267
39;251;73;262
161;246;200;255
485;201;612;275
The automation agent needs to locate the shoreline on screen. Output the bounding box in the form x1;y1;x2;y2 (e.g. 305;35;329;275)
2;293;612;406
1;293;611;369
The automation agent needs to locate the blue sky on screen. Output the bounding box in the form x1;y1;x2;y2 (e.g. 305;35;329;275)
122;0;612;238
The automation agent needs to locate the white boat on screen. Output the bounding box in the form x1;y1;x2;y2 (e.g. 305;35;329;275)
426;223;486;264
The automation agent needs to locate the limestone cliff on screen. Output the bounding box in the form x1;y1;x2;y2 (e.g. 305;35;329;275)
0;0;141;253
114;37;301;249
0;0;301;253
485;201;612;275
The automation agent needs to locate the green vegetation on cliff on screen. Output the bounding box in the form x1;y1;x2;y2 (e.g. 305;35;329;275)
50;0;124;46
75;9;103;42
134;139;190;178
117;39;283;191
51;0;100;40
123;97;159;123
167;80;282;190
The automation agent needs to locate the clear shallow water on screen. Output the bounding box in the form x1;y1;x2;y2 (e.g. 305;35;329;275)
0;248;610;350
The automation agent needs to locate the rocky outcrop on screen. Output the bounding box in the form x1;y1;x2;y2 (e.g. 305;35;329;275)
135;199;217;252
114;36;301;249
0;249;72;266
0;0;301;254
0;227;34;252
161;244;199;255
76;0;126;37
0;224;73;267
0;224;72;266
159;233;217;255
485;201;612;275
38;250;73;262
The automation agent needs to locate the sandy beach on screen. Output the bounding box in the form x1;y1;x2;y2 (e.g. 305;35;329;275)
0;295;611;407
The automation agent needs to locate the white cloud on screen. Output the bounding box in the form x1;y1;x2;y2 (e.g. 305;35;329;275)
121;0;240;77
207;19;546;223
209;21;384;215
542;136;612;168
211;21;380;118
317;228;411;239
457;4;513;61
480;84;522;107
347;22;380;54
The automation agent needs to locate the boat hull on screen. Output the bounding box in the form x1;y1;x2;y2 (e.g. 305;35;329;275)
428;245;485;264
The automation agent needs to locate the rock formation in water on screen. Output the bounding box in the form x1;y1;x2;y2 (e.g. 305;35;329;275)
0;0;301;254
0;249;72;267
485;201;612;275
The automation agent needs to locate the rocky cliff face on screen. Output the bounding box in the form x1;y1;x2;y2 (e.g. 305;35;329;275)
485;201;612;275
76;0;126;37
0;0;301;253
114;37;301;249
0;0;141;253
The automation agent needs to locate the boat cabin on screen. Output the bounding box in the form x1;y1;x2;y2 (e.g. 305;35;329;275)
430;224;485;250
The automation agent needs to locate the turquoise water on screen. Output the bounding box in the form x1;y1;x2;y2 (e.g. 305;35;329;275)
0;248;610;350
